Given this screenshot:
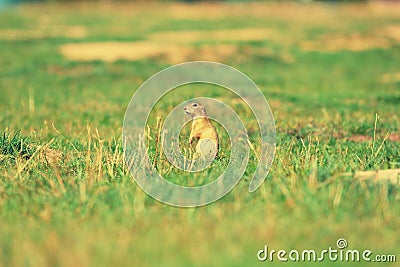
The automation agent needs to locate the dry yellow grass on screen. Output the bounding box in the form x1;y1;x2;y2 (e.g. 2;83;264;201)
343;169;400;185
301;33;392;52
59;38;293;64
0;26;87;40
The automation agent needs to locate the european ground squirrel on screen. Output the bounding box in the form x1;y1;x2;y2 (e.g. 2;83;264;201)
183;102;219;158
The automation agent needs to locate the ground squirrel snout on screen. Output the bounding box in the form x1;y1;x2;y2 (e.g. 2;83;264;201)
184;102;219;158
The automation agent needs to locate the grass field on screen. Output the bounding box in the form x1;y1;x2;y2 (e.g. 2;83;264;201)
0;1;399;267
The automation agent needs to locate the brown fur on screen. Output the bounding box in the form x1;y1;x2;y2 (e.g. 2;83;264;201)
184;102;218;157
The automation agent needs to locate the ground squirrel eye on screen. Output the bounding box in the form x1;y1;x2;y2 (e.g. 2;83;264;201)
192;103;198;107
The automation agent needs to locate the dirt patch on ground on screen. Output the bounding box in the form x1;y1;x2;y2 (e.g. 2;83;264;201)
149;28;276;43
46;65;94;76
381;25;400;41
0;26;87;40
302;24;400;52
387;132;400;142
301;33;392;52
204;14;397;54
20;1;400;22
59;41;169;62
348;135;373;142
352;169;400;185
348;133;400;142
39;148;63;166
381;72;400;83
166;2;349;25
59;41;237;63
60;32;294;63
50;3;400;58
367;1;400;18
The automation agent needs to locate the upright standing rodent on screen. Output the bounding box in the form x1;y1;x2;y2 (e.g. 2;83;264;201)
183;102;218;158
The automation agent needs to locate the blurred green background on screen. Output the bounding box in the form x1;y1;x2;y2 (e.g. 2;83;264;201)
0;0;399;266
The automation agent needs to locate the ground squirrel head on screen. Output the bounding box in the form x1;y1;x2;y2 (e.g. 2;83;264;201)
183;102;207;118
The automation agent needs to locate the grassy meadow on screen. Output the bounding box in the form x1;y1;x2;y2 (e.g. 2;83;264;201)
0;1;399;266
